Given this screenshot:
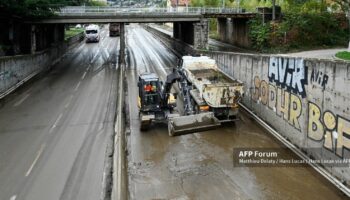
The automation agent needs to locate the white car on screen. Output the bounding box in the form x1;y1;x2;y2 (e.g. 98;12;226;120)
85;25;100;43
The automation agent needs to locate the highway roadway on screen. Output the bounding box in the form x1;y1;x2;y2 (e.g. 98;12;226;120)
0;24;348;200
0;27;118;200
125;24;348;200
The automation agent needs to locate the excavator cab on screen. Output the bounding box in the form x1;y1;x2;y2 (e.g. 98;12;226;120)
138;73;162;112
137;72;221;135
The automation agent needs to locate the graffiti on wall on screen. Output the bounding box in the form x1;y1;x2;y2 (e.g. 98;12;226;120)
253;57;350;158
310;68;329;90
268;57;308;98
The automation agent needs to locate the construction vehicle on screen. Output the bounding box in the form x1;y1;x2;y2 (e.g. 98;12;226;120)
109;23;120;37
138;55;244;136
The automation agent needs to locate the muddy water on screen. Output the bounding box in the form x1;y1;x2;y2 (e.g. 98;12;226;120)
125;24;348;200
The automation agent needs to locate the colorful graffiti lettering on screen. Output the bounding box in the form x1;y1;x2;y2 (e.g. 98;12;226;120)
268;57;308;98
252;57;350;158
253;76;302;130
308;103;350;157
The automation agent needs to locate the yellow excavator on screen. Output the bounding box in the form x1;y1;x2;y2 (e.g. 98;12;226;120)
137;56;244;136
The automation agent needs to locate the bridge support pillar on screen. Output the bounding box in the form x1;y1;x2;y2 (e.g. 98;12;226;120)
30;25;36;54
217;17;250;48
173;19;208;50
119;23;125;65
193;19;208;49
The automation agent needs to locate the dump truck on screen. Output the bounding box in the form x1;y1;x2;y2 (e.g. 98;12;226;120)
109;23;120;37
138;55;244;136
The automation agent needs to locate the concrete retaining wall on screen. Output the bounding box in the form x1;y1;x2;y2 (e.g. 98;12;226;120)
0;33;83;99
144;25;196;56
200;51;350;186
145;25;350;191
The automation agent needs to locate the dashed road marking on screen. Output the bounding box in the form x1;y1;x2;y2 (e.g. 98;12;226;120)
49;113;63;134
13;93;30;107
25;143;46;177
81;72;87;80
74;81;81;91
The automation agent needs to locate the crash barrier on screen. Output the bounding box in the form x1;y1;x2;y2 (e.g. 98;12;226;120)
146;25;350;195
0;33;84;99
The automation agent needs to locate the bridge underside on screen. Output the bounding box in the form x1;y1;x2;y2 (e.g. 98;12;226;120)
28;15;202;24
173;19;209;49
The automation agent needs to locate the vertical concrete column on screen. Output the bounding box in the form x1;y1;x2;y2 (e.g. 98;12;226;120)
217;18;227;42
193;19;209;50
8;21;21;55
30;25;36;54
173;22;181;40
231;18;250;48
119;22;125;65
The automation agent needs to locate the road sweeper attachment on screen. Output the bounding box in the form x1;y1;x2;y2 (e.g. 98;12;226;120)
167;112;221;136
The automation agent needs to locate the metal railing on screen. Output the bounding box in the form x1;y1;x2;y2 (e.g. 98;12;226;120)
57;6;245;16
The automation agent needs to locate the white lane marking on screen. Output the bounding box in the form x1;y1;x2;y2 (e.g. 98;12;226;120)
64;95;74;109
81;71;87;80
49;113;63;134
90;50;100;63
74;81;81;91
25;143;46;177
13;93;30;107
10;195;17;200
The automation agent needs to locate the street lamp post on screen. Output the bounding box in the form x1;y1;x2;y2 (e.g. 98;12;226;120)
347;10;350;52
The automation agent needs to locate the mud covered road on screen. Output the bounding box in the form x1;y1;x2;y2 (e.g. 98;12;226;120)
125;24;347;200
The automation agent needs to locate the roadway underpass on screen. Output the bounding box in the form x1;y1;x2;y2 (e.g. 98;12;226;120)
124;24;347;200
0;24;348;200
0;27;118;200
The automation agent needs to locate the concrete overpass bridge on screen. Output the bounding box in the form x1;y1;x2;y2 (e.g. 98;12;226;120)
6;6;255;58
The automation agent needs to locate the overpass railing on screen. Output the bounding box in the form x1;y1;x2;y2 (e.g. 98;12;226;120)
57;6;245;16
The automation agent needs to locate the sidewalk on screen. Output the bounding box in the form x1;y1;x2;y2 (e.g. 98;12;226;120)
280;48;347;59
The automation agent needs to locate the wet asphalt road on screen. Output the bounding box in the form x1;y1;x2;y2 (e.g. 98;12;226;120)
0;24;348;200
0;27;118;200
126;25;348;200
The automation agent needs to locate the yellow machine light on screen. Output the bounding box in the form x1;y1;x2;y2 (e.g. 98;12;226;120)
138;96;141;108
199;105;210;111
168;94;176;104
231;103;239;109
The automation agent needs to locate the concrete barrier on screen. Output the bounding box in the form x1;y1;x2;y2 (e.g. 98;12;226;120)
145;25;350;194
144;25;196;56
0;33;83;99
200;50;350;189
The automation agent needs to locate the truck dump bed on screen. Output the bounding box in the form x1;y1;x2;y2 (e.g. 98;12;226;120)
181;56;243;108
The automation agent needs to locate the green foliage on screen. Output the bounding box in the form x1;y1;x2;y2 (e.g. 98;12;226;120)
248;12;349;52
87;1;108;6
190;0;220;7
335;51;350;60
248;17;271;50
65;27;84;40
0;0;89;18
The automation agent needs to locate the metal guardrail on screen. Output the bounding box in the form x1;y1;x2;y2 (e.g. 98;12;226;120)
57;6;244;16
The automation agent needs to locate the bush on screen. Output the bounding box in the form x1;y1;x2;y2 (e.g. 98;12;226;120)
248;12;349;52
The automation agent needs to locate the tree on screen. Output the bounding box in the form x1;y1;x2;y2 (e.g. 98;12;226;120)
0;0;90;18
332;0;350;50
